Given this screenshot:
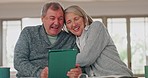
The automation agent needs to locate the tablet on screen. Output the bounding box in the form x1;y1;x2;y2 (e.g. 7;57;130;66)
48;49;78;78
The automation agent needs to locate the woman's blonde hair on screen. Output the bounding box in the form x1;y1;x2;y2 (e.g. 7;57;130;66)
65;5;93;26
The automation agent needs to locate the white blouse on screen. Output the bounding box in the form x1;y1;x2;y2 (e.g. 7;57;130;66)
76;25;90;52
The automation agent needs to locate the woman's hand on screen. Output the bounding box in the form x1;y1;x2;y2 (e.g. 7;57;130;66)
67;64;82;78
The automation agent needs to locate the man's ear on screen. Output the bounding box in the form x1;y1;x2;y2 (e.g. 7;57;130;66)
41;16;44;22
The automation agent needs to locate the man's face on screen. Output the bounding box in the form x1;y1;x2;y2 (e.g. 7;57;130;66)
42;7;64;36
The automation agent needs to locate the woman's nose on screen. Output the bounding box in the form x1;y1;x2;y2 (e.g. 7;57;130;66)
72;23;76;27
72;21;77;27
72;22;78;29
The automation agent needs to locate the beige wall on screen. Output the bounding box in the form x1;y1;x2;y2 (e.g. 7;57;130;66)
0;0;148;19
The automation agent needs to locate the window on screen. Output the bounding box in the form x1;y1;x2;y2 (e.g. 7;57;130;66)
130;17;148;74
1;16;147;77
93;17;148;76
2;20;21;71
2;18;41;72
107;18;128;65
22;18;42;29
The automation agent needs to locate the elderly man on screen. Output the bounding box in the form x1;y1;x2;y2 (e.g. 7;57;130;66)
14;2;81;78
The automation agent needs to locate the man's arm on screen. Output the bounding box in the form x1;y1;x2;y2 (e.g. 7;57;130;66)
14;27;41;77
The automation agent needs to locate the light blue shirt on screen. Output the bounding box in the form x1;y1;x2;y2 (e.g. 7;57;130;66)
47;35;57;44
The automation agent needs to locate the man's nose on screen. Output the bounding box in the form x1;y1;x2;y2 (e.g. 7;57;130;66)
54;19;59;25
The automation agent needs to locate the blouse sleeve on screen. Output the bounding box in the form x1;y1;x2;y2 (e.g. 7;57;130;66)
76;21;111;67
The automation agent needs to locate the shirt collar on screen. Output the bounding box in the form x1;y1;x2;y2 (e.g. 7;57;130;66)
84;25;90;30
76;25;89;38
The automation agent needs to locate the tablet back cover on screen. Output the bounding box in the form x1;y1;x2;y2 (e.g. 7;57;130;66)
48;49;77;78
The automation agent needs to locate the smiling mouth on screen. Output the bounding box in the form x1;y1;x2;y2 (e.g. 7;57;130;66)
73;26;80;32
51;25;59;29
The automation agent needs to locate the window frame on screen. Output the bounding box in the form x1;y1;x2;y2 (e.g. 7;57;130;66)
0;15;148;77
0;19;2;66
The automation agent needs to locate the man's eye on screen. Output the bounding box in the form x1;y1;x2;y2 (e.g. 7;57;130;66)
59;17;64;20
48;16;55;20
49;17;55;20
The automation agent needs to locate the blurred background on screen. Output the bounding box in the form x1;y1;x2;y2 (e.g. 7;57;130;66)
0;0;148;78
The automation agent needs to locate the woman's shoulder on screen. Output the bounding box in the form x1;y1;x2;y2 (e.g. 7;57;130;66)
91;21;102;25
90;21;105;30
92;21;102;25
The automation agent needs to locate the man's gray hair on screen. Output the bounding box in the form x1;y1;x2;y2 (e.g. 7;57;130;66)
41;2;64;17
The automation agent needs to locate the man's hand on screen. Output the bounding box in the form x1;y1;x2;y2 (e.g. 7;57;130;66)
67;64;82;78
40;67;48;78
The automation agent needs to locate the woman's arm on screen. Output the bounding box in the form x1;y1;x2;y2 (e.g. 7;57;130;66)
76;21;111;67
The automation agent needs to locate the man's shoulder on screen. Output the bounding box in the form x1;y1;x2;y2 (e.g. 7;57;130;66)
20;25;43;36
23;25;42;30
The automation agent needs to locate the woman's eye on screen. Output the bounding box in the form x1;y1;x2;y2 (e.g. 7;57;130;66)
66;20;71;24
75;17;80;20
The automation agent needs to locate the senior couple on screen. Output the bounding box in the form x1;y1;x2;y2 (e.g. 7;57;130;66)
14;1;133;78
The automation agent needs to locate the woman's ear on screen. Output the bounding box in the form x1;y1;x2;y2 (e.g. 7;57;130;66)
85;20;88;26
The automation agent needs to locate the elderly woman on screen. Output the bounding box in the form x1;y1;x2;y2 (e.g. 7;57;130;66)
65;5;133;78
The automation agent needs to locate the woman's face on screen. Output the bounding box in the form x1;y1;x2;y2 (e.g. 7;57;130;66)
65;12;85;37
